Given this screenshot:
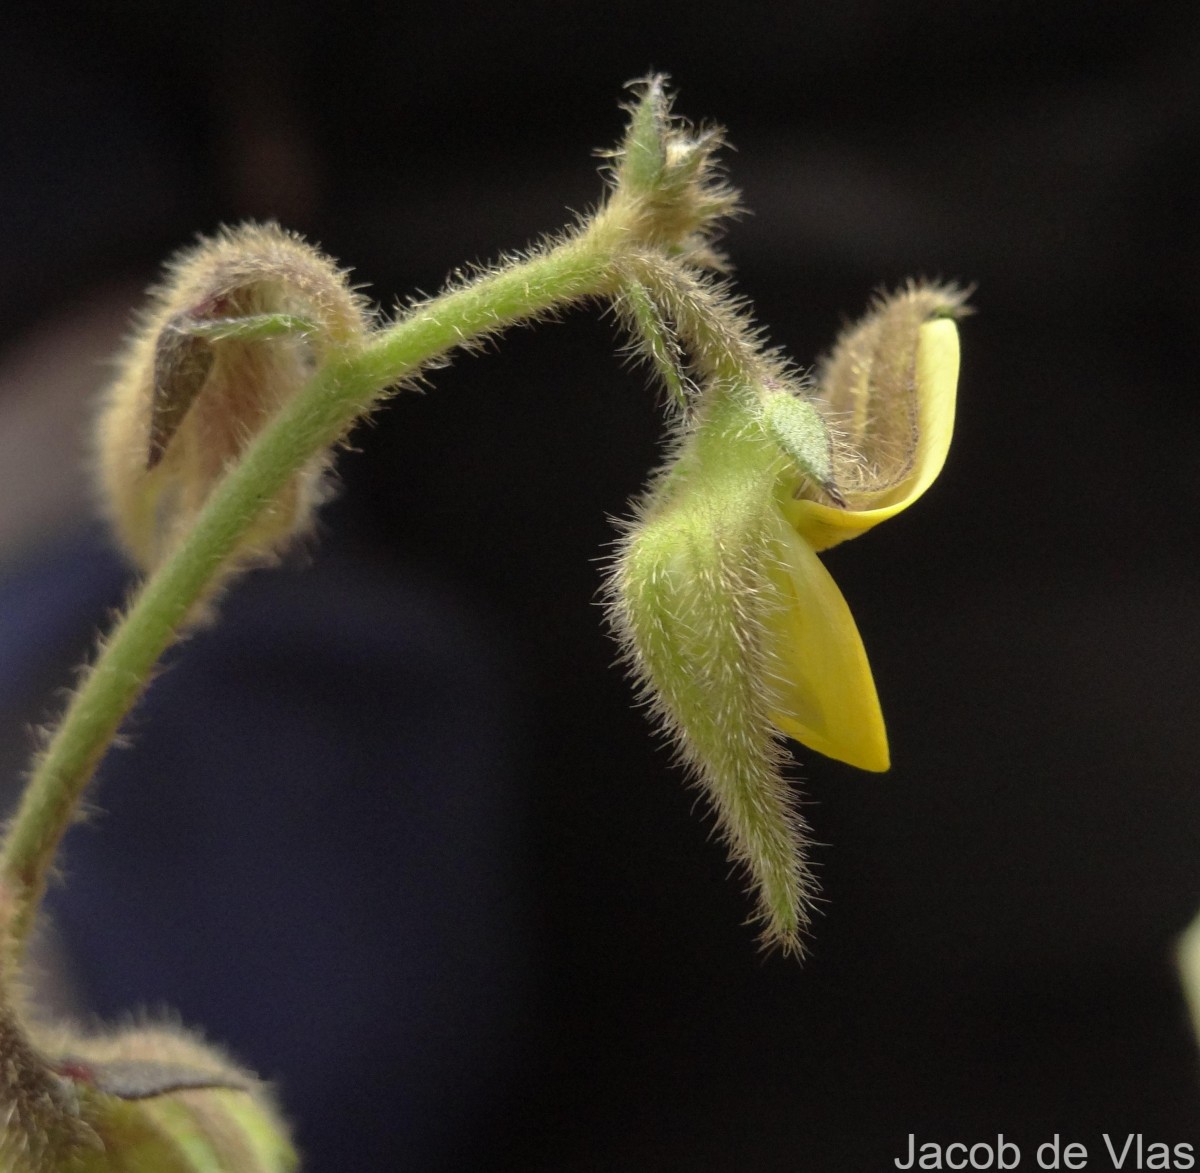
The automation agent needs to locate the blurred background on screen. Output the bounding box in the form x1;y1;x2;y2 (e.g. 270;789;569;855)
3;1;1200;1168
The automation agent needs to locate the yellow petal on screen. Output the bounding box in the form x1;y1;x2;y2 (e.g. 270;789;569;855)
762;512;890;771
781;314;961;552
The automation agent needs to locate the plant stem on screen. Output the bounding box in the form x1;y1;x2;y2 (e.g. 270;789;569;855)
0;222;618;953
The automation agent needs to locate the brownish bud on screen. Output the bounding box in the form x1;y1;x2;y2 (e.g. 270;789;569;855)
96;223;370;574
2;884;295;1171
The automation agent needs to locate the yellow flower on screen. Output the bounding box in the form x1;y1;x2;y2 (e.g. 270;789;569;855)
608;280;964;951
765;289;964;772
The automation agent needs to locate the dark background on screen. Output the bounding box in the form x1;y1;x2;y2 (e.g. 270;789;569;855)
3;2;1200;1169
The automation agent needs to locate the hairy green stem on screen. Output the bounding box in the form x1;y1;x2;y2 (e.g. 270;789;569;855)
0;223;619;952
617;249;776;387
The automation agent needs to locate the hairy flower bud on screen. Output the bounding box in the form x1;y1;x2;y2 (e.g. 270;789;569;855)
96;223;370;575
609;75;739;268
0;887;295;1172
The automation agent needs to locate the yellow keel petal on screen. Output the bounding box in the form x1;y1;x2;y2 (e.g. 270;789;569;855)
763;515;890;771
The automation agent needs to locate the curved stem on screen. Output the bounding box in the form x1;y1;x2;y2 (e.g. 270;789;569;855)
0;223;617;953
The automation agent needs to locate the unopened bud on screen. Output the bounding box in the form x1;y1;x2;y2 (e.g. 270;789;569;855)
45;1026;296;1173
96;223;370;573
611;76;739;266
1;888;295;1172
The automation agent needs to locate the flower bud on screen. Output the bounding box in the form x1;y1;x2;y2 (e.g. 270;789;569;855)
96;223;370;574
44;1027;296;1173
1;888;295;1172
610;75;739;267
